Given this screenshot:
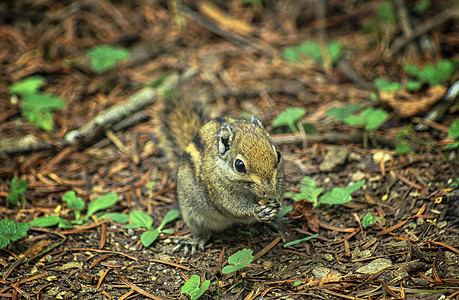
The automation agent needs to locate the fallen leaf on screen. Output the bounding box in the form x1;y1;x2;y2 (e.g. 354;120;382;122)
379;85;446;117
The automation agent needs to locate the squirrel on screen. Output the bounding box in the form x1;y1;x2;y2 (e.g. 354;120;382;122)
159;82;285;254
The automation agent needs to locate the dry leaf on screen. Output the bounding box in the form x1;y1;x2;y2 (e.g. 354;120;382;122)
379;85;446;117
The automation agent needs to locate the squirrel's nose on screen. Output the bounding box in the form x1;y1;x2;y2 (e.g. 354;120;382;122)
260;184;276;198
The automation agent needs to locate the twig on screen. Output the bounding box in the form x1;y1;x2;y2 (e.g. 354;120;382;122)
0;69;197;155
388;6;459;57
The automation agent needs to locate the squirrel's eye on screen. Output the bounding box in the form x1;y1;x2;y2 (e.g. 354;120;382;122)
276;151;282;164
234;159;246;173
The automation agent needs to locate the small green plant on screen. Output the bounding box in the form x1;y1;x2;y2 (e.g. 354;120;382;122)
361;212;380;228
63;190;85;221
289;176;365;207
8;177;27;206
327;105;388;130
87;45;129;73
30;192;118;228
284;233;319;248
9;76;65;131
405;60;457;87
124;209;180;247
272;107;316;134
0;219;29;248
395;141;414;155
181;275;211;300
272;107;305;132
446;119;459;150
283;40;342;68
222;248;254;274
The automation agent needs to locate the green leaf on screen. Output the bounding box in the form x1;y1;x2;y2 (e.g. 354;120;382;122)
293;280;302;287
343;180;365;194
272;107;306;132
158;209;180;231
284;233;319;247
181;275;211;300
8;177;27;206
141;229;160;247
87;45;129;73
129;210;153;230
448;119;459;139
101;212;129;224
406;80;422;91
85;193;118;220
375;78;402;92
404;64;421;77
63;191;85;211
361;108;388;130
9;76;45;95
377;1;398;23
298;176;323;206
445;141;459;150
278;205;293;218
299;42;323;64
319;188;352;205
327;40;342;65
161;228;174;234
395;141;414;154
29;215;62;227
222;248;254;274
326;104;363;122
361;212;378;228
302;122;317;134
22;93;64;112
0;219;30;248
345;108;388;130
58;219;74;229
26;110;55;131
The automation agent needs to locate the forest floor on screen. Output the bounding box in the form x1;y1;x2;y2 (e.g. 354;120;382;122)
0;0;458;299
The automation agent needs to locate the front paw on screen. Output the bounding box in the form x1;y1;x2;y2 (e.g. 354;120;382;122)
254;201;281;222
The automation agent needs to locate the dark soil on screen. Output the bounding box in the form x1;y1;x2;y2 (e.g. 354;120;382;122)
1;1;458;299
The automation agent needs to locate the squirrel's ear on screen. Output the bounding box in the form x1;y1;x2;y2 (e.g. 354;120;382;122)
218;123;232;155
251;116;263;127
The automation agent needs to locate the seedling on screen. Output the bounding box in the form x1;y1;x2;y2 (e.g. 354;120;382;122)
328;106;388;148
405;60;457;87
8;177;27;206
361;212;380;228
272;107;316;135
29;192;118;228
0;219;29;248
272;107;305;132
222;248;254;274
181;275;211;300
283;40;342;68
87;45;129;73
9;76;64;131
326;104;363;122
63;190;85;221
284;233;319;248
289;176;365;207
125;209;180;247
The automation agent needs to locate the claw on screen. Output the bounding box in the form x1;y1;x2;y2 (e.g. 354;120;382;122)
254;201;282;222
172;236;207;255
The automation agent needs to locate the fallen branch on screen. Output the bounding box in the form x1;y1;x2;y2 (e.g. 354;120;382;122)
0;69;197;155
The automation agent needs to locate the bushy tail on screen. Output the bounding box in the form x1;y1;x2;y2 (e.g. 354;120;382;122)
160;83;211;164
